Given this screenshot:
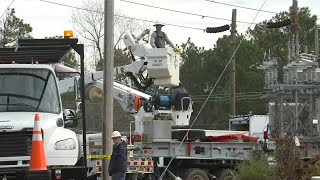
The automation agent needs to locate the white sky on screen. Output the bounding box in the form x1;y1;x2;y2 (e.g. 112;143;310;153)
1;0;320;54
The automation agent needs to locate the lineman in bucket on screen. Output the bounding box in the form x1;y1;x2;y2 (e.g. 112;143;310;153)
150;22;181;53
108;131;127;180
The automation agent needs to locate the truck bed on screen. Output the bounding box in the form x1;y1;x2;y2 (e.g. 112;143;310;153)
134;141;259;161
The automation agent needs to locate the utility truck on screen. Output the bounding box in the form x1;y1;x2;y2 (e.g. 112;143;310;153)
0;30;264;180
76;31;265;180
0;30;188;179
0;36;100;179
229;114;269;141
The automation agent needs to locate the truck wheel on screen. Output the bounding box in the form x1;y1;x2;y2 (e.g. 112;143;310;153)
87;174;99;180
184;168;209;180
126;173;138;180
218;169;238;180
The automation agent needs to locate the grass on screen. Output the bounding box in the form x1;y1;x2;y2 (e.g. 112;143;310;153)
237;153;274;180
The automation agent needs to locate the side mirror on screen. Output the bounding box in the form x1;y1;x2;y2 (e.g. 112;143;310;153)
75;102;82;114
74;76;81;101
63;109;78;128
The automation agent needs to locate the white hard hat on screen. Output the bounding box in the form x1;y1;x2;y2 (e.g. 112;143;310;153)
111;131;121;138
153;21;165;27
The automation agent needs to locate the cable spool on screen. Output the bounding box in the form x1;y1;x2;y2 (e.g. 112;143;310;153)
85;85;103;103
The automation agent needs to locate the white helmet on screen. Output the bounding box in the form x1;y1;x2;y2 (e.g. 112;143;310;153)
153;21;165;27
111;131;121;138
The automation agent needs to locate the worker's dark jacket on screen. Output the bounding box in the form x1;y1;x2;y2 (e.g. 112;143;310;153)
171;86;190;110
108;141;127;176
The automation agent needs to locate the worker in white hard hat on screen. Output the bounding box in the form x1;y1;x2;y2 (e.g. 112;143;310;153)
108;131;127;180
150;22;181;53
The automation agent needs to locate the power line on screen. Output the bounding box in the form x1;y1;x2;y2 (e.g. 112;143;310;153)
192;93;264;98
194;97;262;103
191;91;268;97
39;0;205;31
193;95;264;101
0;0;15;19
192;95;264;101
205;0;320;21
119;0;255;25
204;0;276;14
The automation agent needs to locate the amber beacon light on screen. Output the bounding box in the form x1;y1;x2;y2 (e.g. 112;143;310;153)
64;30;74;38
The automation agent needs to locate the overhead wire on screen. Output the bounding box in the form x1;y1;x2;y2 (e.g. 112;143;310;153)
39;0;205;31
204;0;276;14
192;93;265;98
0;0;15;19
193;96;263;103
205;0;320;21
191;91;268;97
192;95;264;101
158;0;268;179
119;0;255;25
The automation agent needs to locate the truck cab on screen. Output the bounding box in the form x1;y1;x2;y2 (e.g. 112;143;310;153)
0;64;79;163
0;38;85;179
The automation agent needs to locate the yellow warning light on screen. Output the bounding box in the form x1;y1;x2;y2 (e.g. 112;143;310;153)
64;30;74;38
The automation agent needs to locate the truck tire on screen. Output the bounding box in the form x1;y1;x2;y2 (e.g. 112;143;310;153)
218;169;238;180
126;173;138;180
184;168;209;180
25;170;52;180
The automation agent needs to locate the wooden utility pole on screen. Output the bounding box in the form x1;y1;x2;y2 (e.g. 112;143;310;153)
102;0;114;179
230;9;237;115
315;23;319;62
291;0;300;131
292;0;299;56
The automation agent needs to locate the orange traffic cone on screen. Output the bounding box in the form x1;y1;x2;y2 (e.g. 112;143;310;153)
29;113;47;171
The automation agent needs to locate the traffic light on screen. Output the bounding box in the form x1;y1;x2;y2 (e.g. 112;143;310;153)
266;19;291;29
206;24;230;33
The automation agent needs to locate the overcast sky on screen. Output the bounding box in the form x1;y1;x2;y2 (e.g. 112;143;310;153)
1;0;320;49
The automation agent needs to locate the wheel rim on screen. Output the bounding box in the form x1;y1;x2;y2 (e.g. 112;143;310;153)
223;175;235;180
191;175;204;180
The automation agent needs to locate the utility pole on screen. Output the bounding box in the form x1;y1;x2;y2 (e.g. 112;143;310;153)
292;0;299;56
230;9;237;116
291;0;299;132
102;0;114;179
315;23;319;63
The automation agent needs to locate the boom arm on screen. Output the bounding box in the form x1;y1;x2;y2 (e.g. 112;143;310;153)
56;65;151;114
86;79;151;114
57;29;192;134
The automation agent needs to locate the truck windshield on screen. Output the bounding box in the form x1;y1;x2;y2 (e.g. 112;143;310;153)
0;68;61;114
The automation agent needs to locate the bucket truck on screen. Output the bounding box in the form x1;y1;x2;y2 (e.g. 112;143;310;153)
69;30;264;180
0;29;263;180
0;29;189;180
59;29;263;180
55;30;193;178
